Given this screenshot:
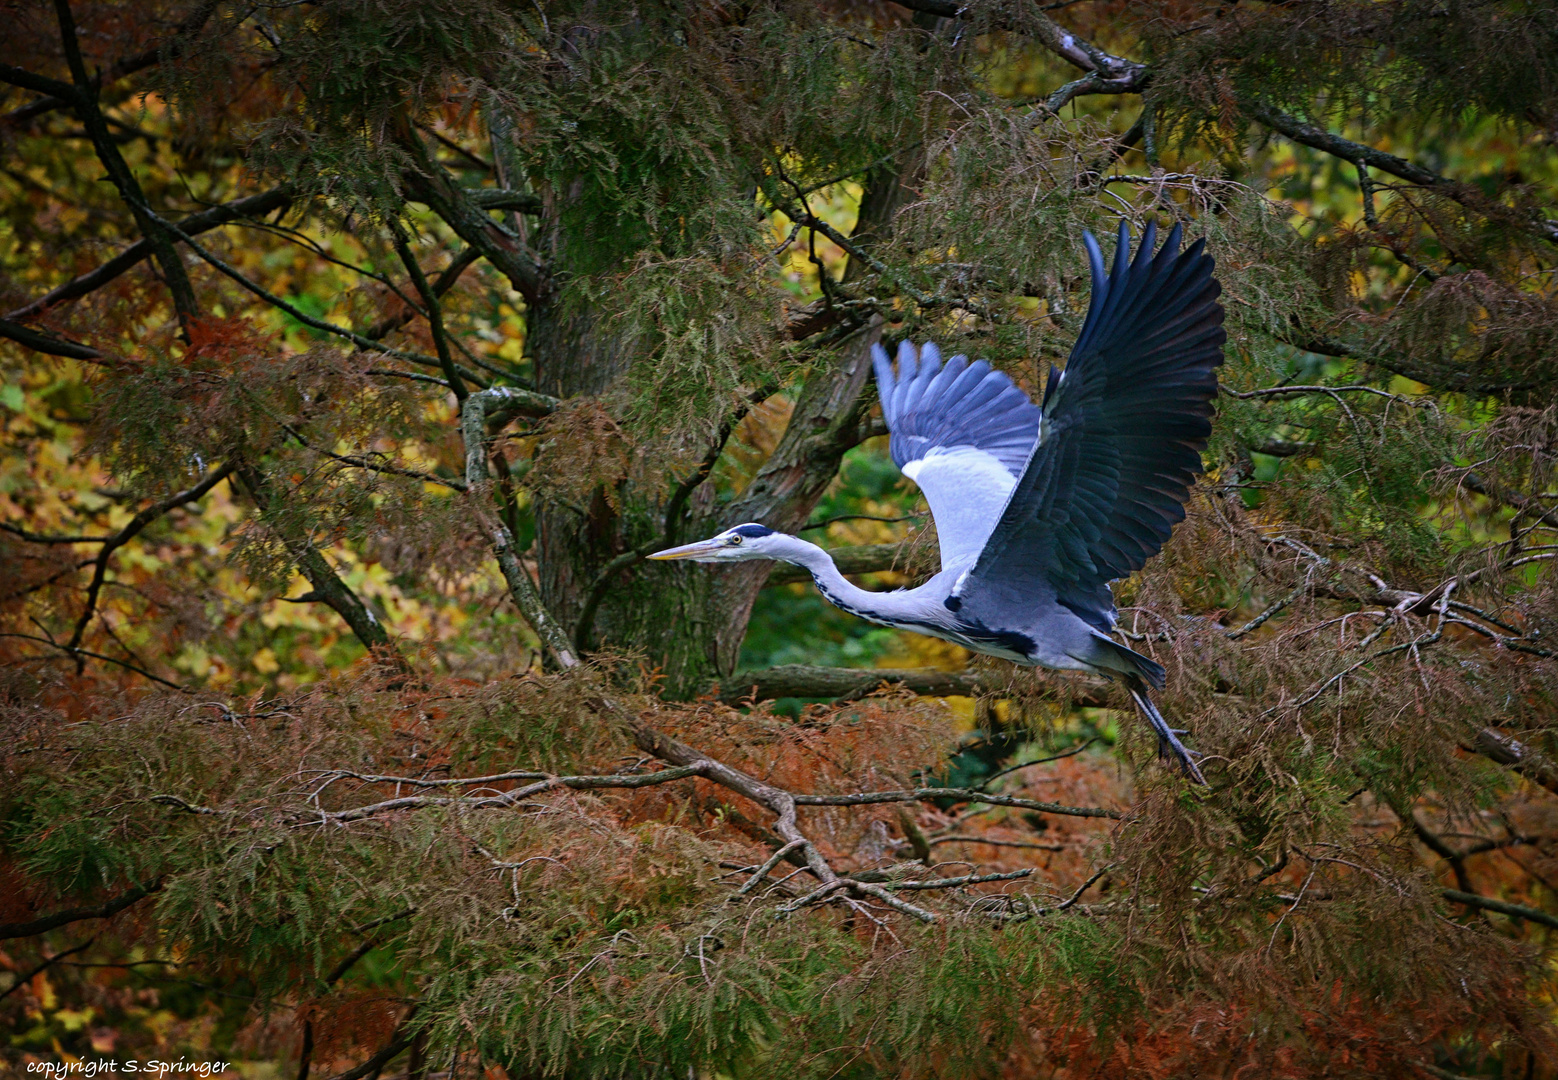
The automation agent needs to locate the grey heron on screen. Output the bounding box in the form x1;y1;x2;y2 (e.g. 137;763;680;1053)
650;220;1225;781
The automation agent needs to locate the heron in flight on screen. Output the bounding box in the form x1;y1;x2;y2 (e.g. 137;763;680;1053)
650;221;1225;781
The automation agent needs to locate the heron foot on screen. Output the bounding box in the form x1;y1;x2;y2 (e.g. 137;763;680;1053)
1127;684;1207;785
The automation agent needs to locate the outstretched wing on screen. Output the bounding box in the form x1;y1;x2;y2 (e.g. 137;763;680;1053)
956;220;1226;633
872;340;1043;570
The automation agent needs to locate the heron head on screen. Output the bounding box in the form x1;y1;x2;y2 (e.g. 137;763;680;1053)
647;523;784;563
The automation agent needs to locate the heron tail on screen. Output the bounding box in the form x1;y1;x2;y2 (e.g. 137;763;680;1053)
1125;676;1207;785
1092;635;1166;689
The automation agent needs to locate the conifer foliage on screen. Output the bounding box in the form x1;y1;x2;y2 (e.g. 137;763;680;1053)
3;1;1558;1076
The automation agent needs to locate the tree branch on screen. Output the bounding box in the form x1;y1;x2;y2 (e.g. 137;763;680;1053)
462;388;578;667
1442;888;1558;931
0;64;78;100
0;317;105;360
465;188;543;214
718;664;984;703
52;0;200;332
715;663;1115;707
63;464;234;658
1461;472;1558;531
398;129;546;304
363;246;479;341
1245;108;1556;245
1464;728;1558;797
324;1032;416;1080
0;881;162;940
0;939;95;1001
308;765;709;825
130;202;491;383
793;788;1121;819
392;231;466;401
2;0;219;129
233;464;403;660
573;399;759;656
6;186;294;322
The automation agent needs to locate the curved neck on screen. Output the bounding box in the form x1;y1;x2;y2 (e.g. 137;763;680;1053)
767;534;898;618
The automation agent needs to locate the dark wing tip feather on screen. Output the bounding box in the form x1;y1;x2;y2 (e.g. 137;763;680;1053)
967;219;1228;623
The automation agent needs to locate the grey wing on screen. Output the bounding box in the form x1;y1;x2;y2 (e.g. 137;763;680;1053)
872;340;1043;569
956;219;1227;634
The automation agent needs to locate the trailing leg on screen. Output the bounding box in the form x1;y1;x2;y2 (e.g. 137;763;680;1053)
1126;676;1206;784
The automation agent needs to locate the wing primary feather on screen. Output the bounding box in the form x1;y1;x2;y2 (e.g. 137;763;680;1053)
890;340;919;418
958;219;1227;639
1076;231;1108;346
872;343;896;420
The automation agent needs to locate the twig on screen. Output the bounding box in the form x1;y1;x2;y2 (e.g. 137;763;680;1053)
799;512;925;532
0;939;96;1000
0;633;188;690
792;788;1121;819
306;765;709;826
924;835;1065;852
1226;585;1305;639
62;463;233;658
730;840;808;899
131;201;486;383
1039;863;1114;915
872;868;1034;891
979;739;1097;788
846;880;938;922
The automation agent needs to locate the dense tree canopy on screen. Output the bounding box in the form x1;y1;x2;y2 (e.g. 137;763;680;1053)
3;0;1558;1076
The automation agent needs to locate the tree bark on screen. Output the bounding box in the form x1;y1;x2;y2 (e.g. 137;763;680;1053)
522;156;917;696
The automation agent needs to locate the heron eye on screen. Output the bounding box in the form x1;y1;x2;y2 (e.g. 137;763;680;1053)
728;535;743;546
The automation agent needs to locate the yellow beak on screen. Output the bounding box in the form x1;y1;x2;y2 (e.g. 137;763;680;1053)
646;538;727;561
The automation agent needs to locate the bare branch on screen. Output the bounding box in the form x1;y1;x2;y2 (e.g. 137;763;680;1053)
1442;888;1558;930
1247;105;1557;247
1465;729;1558;797
0;939;96;1001
1041;863;1114;915
0;633;188;690
63;463;234;657
0;64;78;100
1;0;219;130
233;464;403;660
1461;472;1558;531
0;881;162;940
875;868;1035;891
0;317;105;361
131;203;490;384
52;0;200;331
363;246;479;341
399;131;546;304
0;523;110;544
465;188;543;214
5;187;294;322
793;788;1122;820
310;765;708;825
324;1032;416;1080
462;388;578;667
715;663;1112;708
392;231;467;401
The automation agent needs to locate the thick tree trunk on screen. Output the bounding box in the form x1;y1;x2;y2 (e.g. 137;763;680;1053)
524;162;913;697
